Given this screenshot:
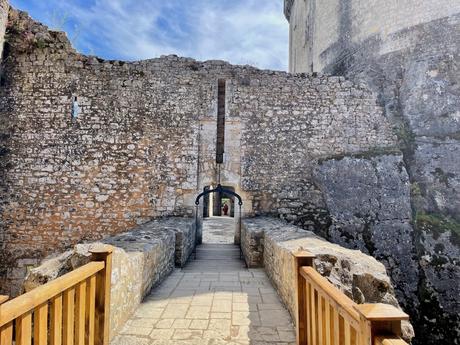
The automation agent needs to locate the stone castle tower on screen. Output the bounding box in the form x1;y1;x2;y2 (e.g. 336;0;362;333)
285;0;460;74
285;1;460;343
0;1;458;344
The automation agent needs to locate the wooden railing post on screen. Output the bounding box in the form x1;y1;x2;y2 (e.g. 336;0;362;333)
90;246;113;345
355;303;409;345
293;250;316;345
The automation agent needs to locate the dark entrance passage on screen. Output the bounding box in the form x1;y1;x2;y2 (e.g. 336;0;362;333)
202;185;236;218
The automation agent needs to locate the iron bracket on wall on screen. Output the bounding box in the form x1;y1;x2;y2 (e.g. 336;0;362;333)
195;184;243;206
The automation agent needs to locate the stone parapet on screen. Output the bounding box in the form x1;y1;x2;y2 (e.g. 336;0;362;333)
148;217;196;267
22;217;195;339
241;217;414;341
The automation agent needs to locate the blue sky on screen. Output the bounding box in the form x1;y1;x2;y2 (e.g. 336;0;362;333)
10;0;289;70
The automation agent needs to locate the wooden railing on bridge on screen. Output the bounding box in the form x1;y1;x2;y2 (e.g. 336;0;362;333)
0;247;112;345
294;251;410;345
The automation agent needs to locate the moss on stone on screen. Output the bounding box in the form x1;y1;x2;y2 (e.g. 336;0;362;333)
410;182;422;197
431;167;454;187
34;38;46;49
394;124;415;145
415;211;460;244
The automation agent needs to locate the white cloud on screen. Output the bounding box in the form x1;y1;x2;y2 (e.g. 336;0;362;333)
15;0;289;70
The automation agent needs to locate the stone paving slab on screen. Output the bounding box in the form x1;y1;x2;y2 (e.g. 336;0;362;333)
112;251;295;345
112;217;295;345
202;216;236;244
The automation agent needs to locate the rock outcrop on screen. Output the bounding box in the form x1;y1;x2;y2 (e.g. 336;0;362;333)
241;217;414;342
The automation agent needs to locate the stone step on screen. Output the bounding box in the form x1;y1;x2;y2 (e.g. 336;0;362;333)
195;249;241;255
196;247;240;251
197;243;239;249
184;242;246;271
195;250;241;258
182;261;246;271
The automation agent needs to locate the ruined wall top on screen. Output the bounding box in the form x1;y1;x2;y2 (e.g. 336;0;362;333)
0;0;9;59
284;0;294;20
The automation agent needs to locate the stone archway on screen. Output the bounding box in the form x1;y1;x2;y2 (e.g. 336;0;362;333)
195;184;243;246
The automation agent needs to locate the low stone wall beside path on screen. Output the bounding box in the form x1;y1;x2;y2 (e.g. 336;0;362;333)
241;217;414;341
23;217;195;339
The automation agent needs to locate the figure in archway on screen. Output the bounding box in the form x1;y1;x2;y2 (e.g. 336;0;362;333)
222;202;229;216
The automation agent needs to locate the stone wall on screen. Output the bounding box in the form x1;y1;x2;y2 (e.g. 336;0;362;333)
23;217;195;339
149;217;196;267
285;0;460;74
0;0;7;59
241;217;414;341
0;8;402;297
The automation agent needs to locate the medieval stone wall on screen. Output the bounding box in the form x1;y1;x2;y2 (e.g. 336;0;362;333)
0;0;8;59
0;10;203;294
0;9;404;297
285;0;460;74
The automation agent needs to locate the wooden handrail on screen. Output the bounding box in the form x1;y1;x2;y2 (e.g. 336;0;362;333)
294;251;410;345
355;303;408;321
0;261;104;327
300;266;361;326
294;251;316;345
90;247;113;345
0;245;113;345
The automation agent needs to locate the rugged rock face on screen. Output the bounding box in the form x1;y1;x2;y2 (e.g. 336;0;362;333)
241;217;414;342
328;27;460;345
23;217;195;339
313;154;418;308
284;1;460;342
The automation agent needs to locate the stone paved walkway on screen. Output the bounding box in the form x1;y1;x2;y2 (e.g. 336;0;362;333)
111;218;296;345
202;216;236;244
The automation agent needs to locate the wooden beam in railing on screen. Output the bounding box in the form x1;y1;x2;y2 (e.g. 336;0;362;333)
355;304;409;345
293;250;315;345
86;275;96;345
300;266;360;328
16;311;32;345
374;336;409;345
0;296;13;345
62;287;75;345
0;262;104;327
75;281;87;345
90;246;113;345
34;302;49;345
50;294;63;345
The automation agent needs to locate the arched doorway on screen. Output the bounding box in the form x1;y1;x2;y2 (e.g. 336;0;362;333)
194;184;243;247
203;185;236;218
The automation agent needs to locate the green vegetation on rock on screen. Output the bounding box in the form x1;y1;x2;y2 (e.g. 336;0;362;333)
415;212;460;244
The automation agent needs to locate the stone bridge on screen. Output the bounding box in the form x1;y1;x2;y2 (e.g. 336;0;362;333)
24;216;413;344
